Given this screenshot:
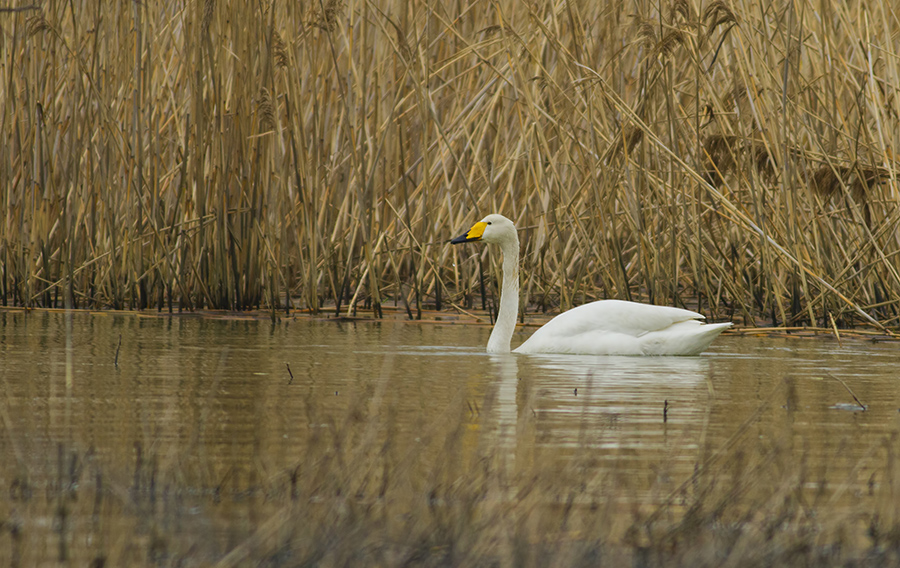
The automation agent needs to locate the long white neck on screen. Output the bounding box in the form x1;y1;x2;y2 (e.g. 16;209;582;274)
486;233;520;353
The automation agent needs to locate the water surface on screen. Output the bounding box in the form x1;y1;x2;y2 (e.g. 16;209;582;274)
0;310;897;564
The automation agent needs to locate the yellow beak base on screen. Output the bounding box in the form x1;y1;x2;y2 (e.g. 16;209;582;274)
451;221;487;244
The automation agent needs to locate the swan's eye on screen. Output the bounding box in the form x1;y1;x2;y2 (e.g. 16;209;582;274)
487;222;492;225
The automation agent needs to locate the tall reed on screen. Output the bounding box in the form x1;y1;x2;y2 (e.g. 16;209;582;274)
1;0;898;327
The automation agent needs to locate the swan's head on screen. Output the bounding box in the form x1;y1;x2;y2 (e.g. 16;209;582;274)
451;214;517;246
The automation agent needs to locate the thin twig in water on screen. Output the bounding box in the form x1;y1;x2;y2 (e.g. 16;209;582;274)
827;372;866;410
286;363;294;385
114;335;122;368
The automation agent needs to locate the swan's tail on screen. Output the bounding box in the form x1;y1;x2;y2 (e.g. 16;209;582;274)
682;322;732;355
641;321;732;356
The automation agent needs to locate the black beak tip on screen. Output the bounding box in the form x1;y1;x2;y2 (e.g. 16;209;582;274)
450;234;468;245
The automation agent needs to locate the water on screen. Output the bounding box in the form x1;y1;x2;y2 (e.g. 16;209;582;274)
1;309;898;564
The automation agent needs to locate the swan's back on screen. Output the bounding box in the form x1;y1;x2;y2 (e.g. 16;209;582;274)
513;299;731;356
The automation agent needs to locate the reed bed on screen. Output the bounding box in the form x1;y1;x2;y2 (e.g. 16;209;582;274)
2;0;899;328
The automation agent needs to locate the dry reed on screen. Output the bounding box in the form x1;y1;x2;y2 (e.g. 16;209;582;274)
1;0;899;329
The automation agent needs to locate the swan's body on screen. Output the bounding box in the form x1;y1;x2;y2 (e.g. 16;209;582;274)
451;214;731;356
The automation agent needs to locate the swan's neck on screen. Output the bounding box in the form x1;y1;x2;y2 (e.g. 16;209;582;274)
487;235;519;353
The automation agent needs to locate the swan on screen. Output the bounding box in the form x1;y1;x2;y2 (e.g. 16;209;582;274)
450;214;732;355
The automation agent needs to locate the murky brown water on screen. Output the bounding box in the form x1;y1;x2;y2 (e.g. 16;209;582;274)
1;310;898;564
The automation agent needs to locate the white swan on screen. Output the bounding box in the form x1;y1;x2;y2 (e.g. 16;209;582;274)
450;214;732;355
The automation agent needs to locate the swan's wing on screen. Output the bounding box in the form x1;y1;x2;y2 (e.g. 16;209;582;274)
529;299;705;338
514;299;726;355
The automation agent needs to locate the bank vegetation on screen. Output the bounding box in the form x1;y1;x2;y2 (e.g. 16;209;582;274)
2;0;899;329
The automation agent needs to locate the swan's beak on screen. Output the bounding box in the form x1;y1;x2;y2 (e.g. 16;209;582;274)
451;221;487;244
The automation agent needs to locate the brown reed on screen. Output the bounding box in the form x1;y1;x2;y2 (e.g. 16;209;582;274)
1;0;899;328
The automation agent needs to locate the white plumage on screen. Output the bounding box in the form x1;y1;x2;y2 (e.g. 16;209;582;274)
451;214;731;356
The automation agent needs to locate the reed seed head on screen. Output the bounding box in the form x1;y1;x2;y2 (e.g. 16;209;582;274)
257;88;276;132
27;14;50;37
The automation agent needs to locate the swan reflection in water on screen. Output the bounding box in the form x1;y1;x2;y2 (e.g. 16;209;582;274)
486;353;713;464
